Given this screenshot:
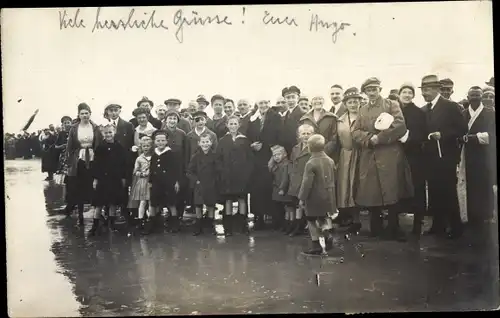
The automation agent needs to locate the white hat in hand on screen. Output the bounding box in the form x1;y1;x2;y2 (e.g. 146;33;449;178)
374;112;394;131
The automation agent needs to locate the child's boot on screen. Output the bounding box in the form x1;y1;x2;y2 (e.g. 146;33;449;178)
224;215;233;237
193;218;203;236
303;240;323;256
88;218;100;236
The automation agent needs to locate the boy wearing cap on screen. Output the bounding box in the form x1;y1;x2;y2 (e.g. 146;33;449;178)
281;86;307;156
186;111;218;163
164;99;192;134
352;77;414;241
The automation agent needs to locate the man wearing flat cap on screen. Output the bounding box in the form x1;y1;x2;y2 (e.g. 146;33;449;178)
281;86;307;156
130;97;162;129
439;78;459;104
420;74;467;239
352;77;414;241
164;99;192;134
457;86;496;246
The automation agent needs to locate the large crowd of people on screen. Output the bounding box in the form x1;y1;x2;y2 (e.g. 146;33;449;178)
4;75;496;255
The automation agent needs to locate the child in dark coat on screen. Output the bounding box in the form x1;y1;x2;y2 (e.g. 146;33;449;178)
89;124;127;236
216;115;254;236
298;134;337;256
147;130;181;234
286;123;314;236
268;145;295;234
187;133;219;236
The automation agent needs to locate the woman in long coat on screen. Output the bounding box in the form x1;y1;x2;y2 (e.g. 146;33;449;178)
55;116;73;174
351;78;414;241
396;83;428;236
246;97;282;229
40;129;58;180
64;103;102;225
299;95;338;158
336;87;363;233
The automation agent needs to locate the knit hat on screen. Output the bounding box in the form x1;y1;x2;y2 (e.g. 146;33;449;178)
399;82;415;96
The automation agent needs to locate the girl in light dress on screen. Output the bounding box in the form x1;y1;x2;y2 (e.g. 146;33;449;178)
128;137;154;232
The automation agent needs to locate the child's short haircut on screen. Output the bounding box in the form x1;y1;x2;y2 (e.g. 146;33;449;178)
307;134;325;153
102;123;116;131
199;133;212;141
227;115;240;123
271;144;286;155
152;130;168;140
297;123;315;135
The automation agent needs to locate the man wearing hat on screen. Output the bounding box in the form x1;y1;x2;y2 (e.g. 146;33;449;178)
485;77;494;88
388;89;399;101
329;84;347;118
281;85;307;156
420;74;467;239
353;77;414;241
457;86;496;247
163;108;191;225
164;98;192;134
130;97;162;129
196;95;214;119
439;78;456;102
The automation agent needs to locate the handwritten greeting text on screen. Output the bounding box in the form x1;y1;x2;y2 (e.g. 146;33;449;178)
58;7;353;44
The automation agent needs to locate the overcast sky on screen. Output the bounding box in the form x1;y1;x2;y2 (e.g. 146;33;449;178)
2;2;494;132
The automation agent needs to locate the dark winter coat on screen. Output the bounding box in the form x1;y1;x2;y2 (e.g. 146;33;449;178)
187;148;219;206
91;140;127;206
149;147;181;207
287;142;311;198
298;151;337;217
281;106;307;156
299;109;338;158
210;115;229;140
216;133;254;196
41;133;58;173
186;128;218;164
269;159;293;202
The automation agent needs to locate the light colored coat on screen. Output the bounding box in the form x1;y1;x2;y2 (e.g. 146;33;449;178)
298;152;337;217
336;113;360;208
351;96;414;207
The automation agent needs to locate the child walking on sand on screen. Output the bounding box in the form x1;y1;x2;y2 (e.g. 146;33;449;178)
298;134;337;255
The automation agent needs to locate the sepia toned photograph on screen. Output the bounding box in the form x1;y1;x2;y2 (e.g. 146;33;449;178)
3;2;498;316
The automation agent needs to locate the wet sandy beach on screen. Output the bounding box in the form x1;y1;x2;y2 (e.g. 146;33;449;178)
5;159;499;316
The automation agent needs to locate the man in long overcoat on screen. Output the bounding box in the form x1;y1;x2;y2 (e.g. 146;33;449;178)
458;86;496;246
351;77;414;241
421;75;467;239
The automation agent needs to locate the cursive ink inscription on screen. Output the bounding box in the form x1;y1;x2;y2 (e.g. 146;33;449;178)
92;7;169;33
309;14;351;43
262;11;298;26
59;9;86;29
173;9;232;44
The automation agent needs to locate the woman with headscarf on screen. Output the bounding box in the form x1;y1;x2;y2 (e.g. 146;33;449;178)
335;87;363;233
64;103;103;225
299;95;338;159
397;83;428;236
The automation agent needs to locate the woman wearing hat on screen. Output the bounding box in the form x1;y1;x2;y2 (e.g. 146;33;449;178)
299;95;338;159
335;88;363;232
397;83;428;236
130;97;162;129
482;87;495;109
64;103;103;224
352;78;414;241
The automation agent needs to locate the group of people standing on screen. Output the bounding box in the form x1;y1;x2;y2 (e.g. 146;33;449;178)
10;74;495;255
